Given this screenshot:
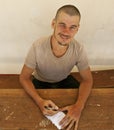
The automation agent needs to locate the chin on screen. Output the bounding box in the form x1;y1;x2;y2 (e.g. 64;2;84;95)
62;39;71;44
56;35;71;44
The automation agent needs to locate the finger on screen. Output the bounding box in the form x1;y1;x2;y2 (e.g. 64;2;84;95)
43;111;56;116
59;115;67;125
52;106;59;111
44;104;59;112
74;119;79;130
43;107;57;116
59;106;68;111
60;116;71;129
66;120;75;130
48;103;59;111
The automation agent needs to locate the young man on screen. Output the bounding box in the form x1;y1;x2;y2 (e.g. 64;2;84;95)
20;5;93;130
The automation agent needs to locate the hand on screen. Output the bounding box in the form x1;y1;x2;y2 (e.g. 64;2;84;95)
38;99;59;116
59;104;82;130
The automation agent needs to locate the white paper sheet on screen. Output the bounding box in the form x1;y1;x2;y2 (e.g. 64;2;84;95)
46;111;65;130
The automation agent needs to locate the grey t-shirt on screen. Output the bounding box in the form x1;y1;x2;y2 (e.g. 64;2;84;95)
25;36;89;83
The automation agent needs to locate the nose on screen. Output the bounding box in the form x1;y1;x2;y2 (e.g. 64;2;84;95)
63;27;70;34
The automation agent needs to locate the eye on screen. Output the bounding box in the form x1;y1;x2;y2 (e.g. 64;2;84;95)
59;23;66;29
70;26;77;31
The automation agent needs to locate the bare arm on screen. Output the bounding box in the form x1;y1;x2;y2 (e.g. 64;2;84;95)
75;67;93;110
60;67;93;130
19;65;58;115
19;65;43;105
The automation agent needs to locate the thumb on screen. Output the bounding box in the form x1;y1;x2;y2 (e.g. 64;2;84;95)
59;106;68;113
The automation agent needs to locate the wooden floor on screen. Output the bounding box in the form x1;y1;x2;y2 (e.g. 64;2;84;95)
0;69;114;89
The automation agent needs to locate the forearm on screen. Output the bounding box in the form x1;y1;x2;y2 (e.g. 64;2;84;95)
19;77;43;106
75;80;93;110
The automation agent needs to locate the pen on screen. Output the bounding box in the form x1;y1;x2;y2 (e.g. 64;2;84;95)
44;106;58;111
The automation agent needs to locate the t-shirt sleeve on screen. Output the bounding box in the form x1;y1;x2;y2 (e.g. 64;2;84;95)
76;45;89;71
24;44;36;69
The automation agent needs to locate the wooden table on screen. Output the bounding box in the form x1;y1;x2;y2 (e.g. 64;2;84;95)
0;88;114;130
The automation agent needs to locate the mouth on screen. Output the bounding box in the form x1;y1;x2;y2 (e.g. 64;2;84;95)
59;33;70;40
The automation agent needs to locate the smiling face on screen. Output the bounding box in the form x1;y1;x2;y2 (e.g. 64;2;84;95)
52;12;80;45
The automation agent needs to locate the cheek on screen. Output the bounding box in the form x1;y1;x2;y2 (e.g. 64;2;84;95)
54;28;61;36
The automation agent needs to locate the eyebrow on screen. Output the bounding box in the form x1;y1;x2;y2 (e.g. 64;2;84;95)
58;22;65;25
58;22;78;28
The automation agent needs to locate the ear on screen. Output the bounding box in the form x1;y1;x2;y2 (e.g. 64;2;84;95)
76;24;80;32
78;24;80;29
51;19;56;28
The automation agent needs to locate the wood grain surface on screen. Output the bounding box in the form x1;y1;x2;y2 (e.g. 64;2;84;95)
0;88;114;130
0;69;114;89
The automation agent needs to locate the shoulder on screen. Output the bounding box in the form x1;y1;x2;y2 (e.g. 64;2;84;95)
32;36;50;48
71;39;85;52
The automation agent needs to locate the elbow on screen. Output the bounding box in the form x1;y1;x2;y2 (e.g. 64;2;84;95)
19;73;24;86
19;73;32;87
19;73;28;86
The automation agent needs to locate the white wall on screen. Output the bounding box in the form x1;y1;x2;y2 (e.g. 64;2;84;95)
0;0;114;74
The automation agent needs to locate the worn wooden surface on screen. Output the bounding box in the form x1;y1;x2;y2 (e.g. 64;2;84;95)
0;69;114;89
71;69;114;88
0;88;114;130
